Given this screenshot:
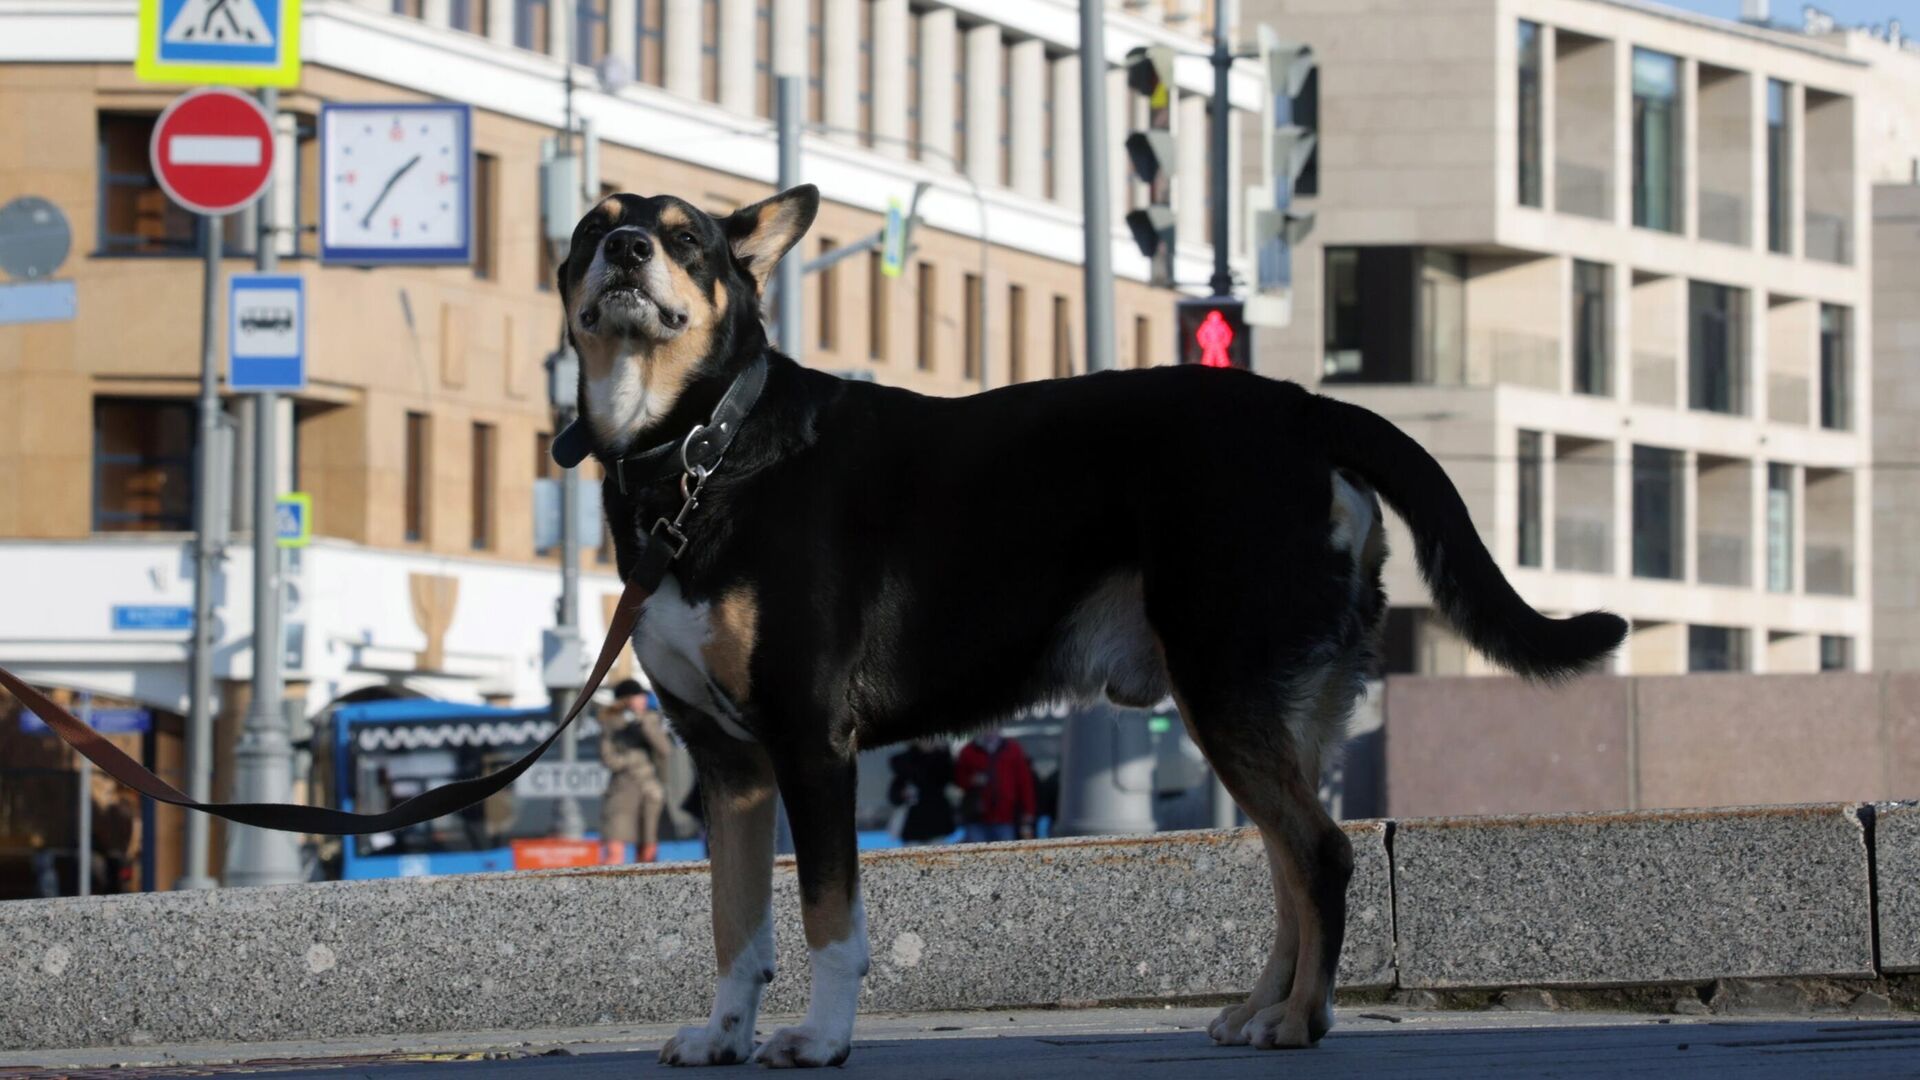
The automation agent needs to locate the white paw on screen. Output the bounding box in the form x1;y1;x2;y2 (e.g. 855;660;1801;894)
1207;1003;1256;1045
659;1021;754;1067
749;1024;851;1069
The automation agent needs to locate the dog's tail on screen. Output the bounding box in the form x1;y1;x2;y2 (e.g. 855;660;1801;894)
1309;391;1627;681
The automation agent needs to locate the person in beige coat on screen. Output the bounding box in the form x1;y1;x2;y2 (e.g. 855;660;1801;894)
599;679;674;862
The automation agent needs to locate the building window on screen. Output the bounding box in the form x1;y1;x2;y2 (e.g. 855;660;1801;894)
1007;284;1027;383
98;112;255;256
1322;247;1361;379
1688;625;1747;672
1820;303;1851;430
515;0;550;53
473;153;498;280
871;250;892;363
574;0;609;64
449;0;487;34
1573;260;1610;395
1042;54;1056;199
1766;463;1793;593
755;0;772;118
636;0;663;85
405;412;430;543
999;42;1013;187
858;0;874;144
1632;445;1683;580
1767;79;1791;255
471;422;495;551
1517;20;1543;208
954;29;968;171
913;260;933;370
1517;430;1544;567
807;0;824;122
1632;48;1682;233
963;272;982;380
1292;63;1319;196
1052;295;1073;378
817;236;838;352
1820;635;1852;671
93;399;194;533
701;0;719;102
1134;314;1152;368
1688;281;1747;415
906;8;922;160
393;0;423;17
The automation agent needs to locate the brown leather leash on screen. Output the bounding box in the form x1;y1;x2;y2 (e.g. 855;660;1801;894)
0;358;769;837
0;571;654;836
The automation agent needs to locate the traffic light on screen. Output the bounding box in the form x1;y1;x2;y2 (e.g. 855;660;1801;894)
1246;28;1318;327
1176;297;1250;370
1123;45;1177;289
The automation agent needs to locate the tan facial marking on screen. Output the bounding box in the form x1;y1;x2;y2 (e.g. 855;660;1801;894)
704;586;759;705
658;206;691;231
598;196;623;222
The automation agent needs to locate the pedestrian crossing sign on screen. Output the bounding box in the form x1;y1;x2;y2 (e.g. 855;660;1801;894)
276;492;312;549
137;0;303;88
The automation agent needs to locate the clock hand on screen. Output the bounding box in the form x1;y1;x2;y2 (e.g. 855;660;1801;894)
359;154;423;230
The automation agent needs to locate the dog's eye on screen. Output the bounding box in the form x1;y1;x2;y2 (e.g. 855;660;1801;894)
677;232;697;248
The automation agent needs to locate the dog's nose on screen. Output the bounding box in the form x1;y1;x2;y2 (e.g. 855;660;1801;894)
605;228;653;268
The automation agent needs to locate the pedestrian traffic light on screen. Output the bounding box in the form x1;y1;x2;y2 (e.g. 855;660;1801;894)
1246;26;1318;327
1124;45;1177;289
1176;298;1250;370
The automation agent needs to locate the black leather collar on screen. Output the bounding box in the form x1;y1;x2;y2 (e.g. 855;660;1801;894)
547;358;771;495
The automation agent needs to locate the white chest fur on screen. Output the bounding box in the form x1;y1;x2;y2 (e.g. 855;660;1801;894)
634;575;755;741
583;348;653;457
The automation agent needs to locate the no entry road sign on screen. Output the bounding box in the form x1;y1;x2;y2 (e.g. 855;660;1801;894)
150;88;276;216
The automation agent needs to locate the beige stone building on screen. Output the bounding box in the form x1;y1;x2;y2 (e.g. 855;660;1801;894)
0;0;1258;888
1246;0;1902;675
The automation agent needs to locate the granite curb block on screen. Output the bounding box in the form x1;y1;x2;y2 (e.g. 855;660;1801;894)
1874;803;1920;973
1392;804;1877;989
0;825;1392;1052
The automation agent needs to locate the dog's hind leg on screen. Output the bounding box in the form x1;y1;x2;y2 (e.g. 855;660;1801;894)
1205;828;1298;1045
659;743;778;1067
752;745;867;1069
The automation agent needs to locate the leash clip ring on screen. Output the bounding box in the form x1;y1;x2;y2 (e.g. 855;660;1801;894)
678;423;708;475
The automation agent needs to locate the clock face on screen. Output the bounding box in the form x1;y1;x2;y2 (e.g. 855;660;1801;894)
320;103;472;265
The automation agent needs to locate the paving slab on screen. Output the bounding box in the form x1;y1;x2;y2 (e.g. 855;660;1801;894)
1874;802;1920;973
1392;804;1876;989
6;1008;1918;1080
0;825;1392;1052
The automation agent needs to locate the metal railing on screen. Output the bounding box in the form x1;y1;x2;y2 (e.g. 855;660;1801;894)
1768;373;1809;425
1472;329;1561;390
1805;544;1853;596
1553;516;1612;574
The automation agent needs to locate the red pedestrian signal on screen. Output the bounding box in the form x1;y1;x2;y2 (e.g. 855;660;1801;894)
1176;298;1250;369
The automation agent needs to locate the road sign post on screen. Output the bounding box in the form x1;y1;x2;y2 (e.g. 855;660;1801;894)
150;87;279;890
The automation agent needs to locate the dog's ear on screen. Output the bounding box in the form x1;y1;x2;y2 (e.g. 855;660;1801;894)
722;185;819;291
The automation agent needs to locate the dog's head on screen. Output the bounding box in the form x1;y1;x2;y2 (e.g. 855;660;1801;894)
556;185;818;452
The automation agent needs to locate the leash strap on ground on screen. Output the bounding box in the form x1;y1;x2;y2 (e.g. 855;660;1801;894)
0;543;671;837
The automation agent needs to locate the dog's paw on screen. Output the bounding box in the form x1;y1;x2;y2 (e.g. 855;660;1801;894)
659;1022;753;1067
1207;1003;1257;1046
748;1024;851;1069
1238;992;1334;1050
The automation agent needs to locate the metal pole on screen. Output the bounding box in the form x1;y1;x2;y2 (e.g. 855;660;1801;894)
551;4;588;842
226;86;302;888
775;74;803;359
179;213;223;891
1079;0;1116;377
1053;0;1154;839
77;693;92;897
1208;0;1233;298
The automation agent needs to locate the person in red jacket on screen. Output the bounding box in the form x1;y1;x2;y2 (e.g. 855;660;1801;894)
953;729;1037;842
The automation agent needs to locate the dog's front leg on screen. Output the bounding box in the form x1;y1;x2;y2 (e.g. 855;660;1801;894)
661;748;778;1067
751;750;866;1069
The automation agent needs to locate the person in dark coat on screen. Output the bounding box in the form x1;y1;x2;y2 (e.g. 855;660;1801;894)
887;738;957;844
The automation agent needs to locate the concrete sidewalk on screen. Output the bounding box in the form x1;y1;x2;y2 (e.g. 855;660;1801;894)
5;1007;1920;1079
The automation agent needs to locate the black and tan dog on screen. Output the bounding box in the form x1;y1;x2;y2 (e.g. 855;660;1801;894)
552;185;1627;1068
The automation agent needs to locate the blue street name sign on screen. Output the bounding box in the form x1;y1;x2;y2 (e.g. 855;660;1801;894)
21;708;153;735
112;605;194;632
